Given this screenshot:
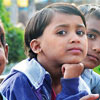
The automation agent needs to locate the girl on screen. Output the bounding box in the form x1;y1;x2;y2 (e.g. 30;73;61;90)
0;3;89;100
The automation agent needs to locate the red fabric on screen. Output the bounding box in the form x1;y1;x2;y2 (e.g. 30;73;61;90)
51;88;56;100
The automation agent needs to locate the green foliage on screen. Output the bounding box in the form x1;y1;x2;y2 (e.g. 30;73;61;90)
0;0;26;63
0;0;11;30
6;27;26;63
93;65;100;75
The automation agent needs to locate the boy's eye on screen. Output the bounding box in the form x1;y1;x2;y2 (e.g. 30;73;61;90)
76;30;85;36
87;33;96;39
57;30;67;35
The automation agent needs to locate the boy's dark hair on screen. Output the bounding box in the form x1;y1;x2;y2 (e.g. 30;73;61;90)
79;4;100;20
78;4;92;16
86;8;100;20
25;2;86;59
0;20;6;47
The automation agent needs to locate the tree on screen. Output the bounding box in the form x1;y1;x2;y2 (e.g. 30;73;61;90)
0;0;26;64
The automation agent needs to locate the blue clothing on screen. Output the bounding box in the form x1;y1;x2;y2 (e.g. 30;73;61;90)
0;92;7;100
56;78;88;100
0;58;88;100
82;68;100;94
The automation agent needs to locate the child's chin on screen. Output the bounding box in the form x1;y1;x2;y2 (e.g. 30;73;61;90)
84;63;96;69
67;59;82;64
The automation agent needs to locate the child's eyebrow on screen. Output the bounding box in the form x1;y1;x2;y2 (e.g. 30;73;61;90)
55;24;85;29
55;24;69;28
76;24;86;28
89;29;100;35
55;24;86;29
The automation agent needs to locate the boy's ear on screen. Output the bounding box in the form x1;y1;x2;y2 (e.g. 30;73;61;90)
5;44;8;64
30;39;41;54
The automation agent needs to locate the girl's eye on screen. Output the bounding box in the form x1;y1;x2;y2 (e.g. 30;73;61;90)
57;30;67;35
87;33;96;39
76;30;85;36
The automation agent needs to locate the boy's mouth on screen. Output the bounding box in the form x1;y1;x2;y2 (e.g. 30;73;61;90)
87;54;99;62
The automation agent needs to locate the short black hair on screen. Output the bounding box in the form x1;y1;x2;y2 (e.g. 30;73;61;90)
86;8;100;20
79;4;100;20
25;2;86;59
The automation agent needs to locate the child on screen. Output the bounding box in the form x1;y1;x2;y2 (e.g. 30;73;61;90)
0;20;8;75
0;20;8;100
0;2;91;100
79;5;100;94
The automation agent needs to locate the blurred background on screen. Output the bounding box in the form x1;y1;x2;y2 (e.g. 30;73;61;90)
2;0;100;26
0;0;100;75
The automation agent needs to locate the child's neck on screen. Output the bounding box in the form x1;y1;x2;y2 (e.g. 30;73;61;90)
37;56;62;94
52;76;62;95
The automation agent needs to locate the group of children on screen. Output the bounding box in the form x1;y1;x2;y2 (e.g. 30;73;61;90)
0;2;100;100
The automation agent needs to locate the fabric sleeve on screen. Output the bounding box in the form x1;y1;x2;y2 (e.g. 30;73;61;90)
0;71;38;100
91;71;100;94
56;77;88;100
0;93;7;100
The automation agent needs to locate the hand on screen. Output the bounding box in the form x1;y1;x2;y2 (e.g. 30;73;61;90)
80;94;99;100
62;63;84;78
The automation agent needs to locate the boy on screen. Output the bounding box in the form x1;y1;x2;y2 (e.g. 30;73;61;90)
79;5;100;94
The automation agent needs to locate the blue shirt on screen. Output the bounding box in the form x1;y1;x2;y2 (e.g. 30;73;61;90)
82;68;100;94
0;58;88;100
0;92;7;100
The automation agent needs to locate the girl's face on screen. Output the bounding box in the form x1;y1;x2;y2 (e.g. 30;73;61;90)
34;12;87;73
82;17;100;69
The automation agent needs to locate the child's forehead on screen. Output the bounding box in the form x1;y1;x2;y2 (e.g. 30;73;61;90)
51;13;84;25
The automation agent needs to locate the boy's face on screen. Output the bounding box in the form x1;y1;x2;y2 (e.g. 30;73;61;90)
82;17;100;69
37;13;87;65
0;36;8;74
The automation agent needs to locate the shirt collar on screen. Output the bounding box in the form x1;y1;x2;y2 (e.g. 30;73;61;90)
79;76;91;94
82;68;92;79
12;58;50;89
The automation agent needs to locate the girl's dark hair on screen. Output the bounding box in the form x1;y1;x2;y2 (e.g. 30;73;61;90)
0;20;6;47
24;2;86;59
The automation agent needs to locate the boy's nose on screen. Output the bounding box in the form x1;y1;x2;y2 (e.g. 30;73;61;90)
93;46;100;54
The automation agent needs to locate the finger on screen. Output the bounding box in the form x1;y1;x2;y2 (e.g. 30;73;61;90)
80;94;99;100
61;65;65;75
79;63;84;68
79;63;84;73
